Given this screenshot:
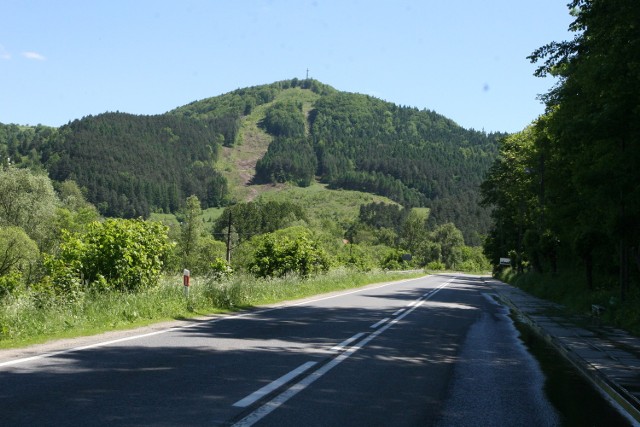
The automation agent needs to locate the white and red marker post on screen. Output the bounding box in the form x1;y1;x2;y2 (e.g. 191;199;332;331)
183;269;190;300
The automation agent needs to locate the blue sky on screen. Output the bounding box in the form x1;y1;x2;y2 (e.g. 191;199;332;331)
1;0;573;132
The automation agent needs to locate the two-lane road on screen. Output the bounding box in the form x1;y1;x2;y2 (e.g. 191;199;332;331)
0;274;559;426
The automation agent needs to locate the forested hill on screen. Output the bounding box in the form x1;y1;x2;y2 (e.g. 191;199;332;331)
170;79;504;243
0;78;504;244
0;114;229;218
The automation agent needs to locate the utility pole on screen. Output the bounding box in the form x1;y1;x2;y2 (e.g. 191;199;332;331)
306;68;309;80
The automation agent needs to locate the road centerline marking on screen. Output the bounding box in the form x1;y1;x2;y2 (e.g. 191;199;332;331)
232;361;318;408
331;333;366;352
230;276;458;427
370;318;390;329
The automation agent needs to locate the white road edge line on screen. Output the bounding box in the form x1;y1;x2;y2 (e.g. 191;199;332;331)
0;276;429;369
230;276;458;427
232;361;318;408
0;328;182;368
331;332;366;352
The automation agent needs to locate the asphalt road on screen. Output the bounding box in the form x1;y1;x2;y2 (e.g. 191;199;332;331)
0;274;559;426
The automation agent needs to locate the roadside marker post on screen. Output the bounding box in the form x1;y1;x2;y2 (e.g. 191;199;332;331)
183;269;191;300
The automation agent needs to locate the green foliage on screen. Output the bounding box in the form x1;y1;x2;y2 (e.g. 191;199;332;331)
0;167;59;249
249;227;331;278
84;219;172;292
0;226;40;281
426;261;446;271
0;124;58;169
172;78;333;120
46;219;173;293
1;76;499;246
380;250;410;271
0;271;24;299
53;179;101;234
256;100;316;186
41;230;85;299
484;0;640;300
255;137;317;186
336;243;377;272
208;256;233;280
42;113;229;217
255;183;395;236
177;195;204;270
170;79;501;242
260;101;306;138
310;92;502;243
432;223;465;269
329;170;428;208
213;200;307;245
54;206;101;236
458;246;491;272
398;209;430;254
358;202;407;231
55;179;93;211
414;240;442;267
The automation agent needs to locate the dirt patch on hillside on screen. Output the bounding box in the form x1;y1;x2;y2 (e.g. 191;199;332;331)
220;118;273;201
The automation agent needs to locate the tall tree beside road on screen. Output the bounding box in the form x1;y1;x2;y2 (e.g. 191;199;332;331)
529;0;640;297
0;226;39;294
483;0;640;297
480;126;539;270
0;167;58;250
178;195;204;271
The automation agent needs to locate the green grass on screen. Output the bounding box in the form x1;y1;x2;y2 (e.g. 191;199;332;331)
154;181;399;235
202;207;224;223
149;212;179;228
256;182;397;228
0;269;425;349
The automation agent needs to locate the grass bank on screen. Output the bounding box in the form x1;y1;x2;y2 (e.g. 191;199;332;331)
0;268;424;349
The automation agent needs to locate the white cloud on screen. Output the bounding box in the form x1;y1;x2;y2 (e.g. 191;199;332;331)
0;44;10;60
22;51;46;61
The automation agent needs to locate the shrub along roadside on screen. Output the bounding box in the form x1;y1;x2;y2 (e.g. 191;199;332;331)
0;268;424;349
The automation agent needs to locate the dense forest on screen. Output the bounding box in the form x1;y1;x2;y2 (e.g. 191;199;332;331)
308;93;502;242
481;0;640;306
0;114;229;217
173;79;504;244
0;77;502;245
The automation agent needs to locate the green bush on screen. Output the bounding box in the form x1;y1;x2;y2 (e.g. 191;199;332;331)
45;219;173;294
337;243;376;272
380;250;410;270
0;226;40;286
426;261;446;271
0;271;24;299
208;257;233;280
249;227;331;278
83;219;173;291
